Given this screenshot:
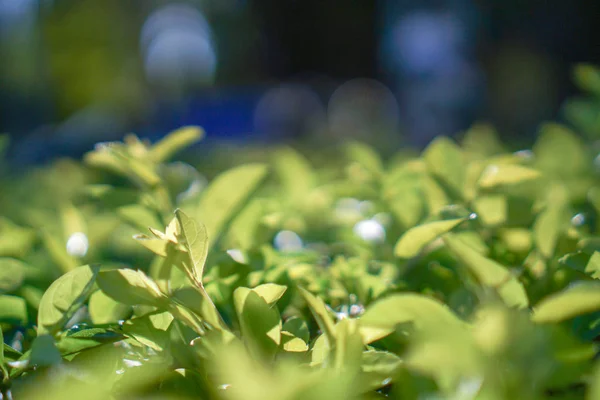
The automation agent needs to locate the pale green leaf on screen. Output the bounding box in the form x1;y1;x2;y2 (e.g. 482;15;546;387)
133;234;169;257
423;136;465;196
0;295;28;325
175;209;208;283
281;331;309;352
533;282;600;323
252;283;287;306
195;164;268;249
97;268;166;307
477;164;541;188
233;288;281;361
282;317;310;343
346;141;384;177
149;126;204;163
298;287;336;344
37;265;99;335
359;293;466;344
394;217;467;258
0;257;25;293
444;234;529;308
122;311;174;351
88;290;132;325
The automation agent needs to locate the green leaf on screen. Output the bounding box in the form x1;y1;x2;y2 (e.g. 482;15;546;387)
394;217;467;258
148;126;204;163
0;217;35;258
252;283;287;306
333;318;363;375
360;351;403;392
233;288;281;361
133;234;169;257
175;209;208;284
573;64;600;96
586;252;600;279
532;282;600;323
195;164;268;249
298;287;336;344
29;335;62;367
37;265;99;335
117;205;163;233
0;295;27;325
57;328;123;355
346;141;384;177
534;123;587;176
282;317;310;343
588;362;600;400
225;199;264;250
97;268;166;307
0;257;25;293
359;293;466;344
477;163;541;188
533;185;569;259
472;195;507;226
171;286;224;330
273;147;315;202
444;234;529;308
423;136;465;196
88;290;132;325
281;331;309;352
0;329;6;381
122;311;174;351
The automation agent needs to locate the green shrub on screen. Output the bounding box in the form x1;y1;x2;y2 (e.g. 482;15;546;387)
1;65;600;399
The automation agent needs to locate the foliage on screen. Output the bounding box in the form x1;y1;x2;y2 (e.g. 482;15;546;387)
1;66;600;399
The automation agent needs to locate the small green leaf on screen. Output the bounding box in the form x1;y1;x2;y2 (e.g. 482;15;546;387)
281;331;309;352
29;335;62;367
133;234;169;257
333;318;363;374
57;328;123;355
97;268;166;307
359;293;466;344
88;290;132;325
233;288;281;361
282;317;310;343
573;64;600;96
0;217;35;258
423;136;465;196
0;295;28;325
273;147;315;202
149;126;204;163
117;205;163;233
171;286;224;330
175;209;208;284
195;164;268;249
472;195;507;226
298;287;336;344
394;218;467;258
533;282;600;323
252;283;287;306
122;311;174;351
0;257;26;293
586;252;600;279
477;163;541;188
533;185;569;259
444;234;529;308
37;265;99;335
346;141;384;177
360;351;403;392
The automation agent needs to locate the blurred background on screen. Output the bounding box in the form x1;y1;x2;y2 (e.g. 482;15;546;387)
1;0;599;166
